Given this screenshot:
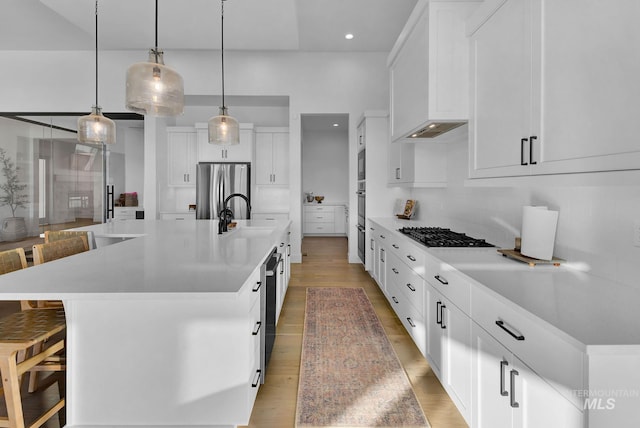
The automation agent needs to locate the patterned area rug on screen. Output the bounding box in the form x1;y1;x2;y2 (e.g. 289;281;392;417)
295;287;430;428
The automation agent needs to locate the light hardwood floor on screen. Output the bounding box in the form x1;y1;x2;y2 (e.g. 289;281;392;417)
240;236;467;428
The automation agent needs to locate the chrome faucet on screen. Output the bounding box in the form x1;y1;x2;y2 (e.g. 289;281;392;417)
218;193;251;234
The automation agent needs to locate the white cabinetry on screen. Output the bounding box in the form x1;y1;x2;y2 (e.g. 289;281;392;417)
160;212;196;220
167;127;197;186
255;128;289;186
388;1;477;142
472;323;583;428
468;0;640;179
112;207;143;221
196;123;254;162
303;205;346;236
251;213;289;222
388;142;447;187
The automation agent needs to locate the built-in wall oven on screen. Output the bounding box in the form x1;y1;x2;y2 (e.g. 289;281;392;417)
356;181;365;263
358;149;366;180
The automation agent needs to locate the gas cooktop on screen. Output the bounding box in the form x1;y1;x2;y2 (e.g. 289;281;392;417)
398;227;494;248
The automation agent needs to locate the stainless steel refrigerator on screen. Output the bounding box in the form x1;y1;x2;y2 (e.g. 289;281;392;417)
196;162;251;220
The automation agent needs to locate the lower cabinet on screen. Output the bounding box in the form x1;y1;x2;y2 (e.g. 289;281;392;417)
472;323;583;428
303;204;347;235
426;284;472;423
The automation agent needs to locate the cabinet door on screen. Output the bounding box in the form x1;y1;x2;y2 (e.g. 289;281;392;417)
472;323;513;428
255;132;273;185
197;127;253;162
388;143;415;184
333;206;346;235
271;132;289;185
168;129;197;186
469;0;533;178
426;286;444;377
535;0;640;175
442;300;472;422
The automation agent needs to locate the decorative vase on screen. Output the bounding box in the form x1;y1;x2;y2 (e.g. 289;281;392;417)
1;217;27;242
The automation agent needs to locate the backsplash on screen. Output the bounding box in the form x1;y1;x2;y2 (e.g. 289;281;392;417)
409;126;640;290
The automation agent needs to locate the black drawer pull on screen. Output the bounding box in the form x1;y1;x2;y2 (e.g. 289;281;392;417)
407;317;416;328
251;369;262;387
392;244;399;249
252;321;262;335
406;255;416;262
521;138;528;166
370;239;374;250
510;369;520;408
434;275;448;285
440;304;447;329
380;234;386;239
252;281;262;292
406;283;416;292
392;296;399;304
500;360;509;396
436;301;442;325
392;268;399;274
496;320;525;341
529;136;538;165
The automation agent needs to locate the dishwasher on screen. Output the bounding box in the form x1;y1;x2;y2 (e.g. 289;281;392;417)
261;247;280;383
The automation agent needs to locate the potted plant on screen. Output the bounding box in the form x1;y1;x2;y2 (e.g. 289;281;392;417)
0;147;28;241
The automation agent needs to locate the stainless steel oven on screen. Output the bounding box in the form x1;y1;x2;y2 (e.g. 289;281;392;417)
357;149;366;180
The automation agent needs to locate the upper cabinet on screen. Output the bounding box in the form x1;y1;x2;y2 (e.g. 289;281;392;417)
255;127;289;186
167;127;197;187
388;1;479;143
196;123;254;163
468;0;640;179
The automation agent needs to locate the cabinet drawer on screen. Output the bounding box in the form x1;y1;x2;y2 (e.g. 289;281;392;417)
305;212;335;223
471;286;584;408
387;235;426;275
304;223;335;234
304;205;333;213
387;283;427;356
160;212;196;220
426;265;471;315
387;251;425;316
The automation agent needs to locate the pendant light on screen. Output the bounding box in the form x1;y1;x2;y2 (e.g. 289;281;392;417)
78;0;116;145
125;0;184;116
208;0;239;145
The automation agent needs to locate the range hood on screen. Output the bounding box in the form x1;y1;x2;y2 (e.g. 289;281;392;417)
407;122;466;139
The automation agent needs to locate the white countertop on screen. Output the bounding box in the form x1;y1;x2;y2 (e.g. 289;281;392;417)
370;217;640;350
0;219;290;299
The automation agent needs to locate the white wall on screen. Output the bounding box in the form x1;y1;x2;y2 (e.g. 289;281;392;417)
302;129;349;204
408;125;640;290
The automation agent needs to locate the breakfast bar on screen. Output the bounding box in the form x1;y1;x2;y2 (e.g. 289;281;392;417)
0;219;291;428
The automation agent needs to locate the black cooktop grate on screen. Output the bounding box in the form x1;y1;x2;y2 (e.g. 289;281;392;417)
398;227;494;248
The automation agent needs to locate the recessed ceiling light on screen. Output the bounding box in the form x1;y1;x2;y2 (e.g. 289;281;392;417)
333;123;339;127
345;33;354;40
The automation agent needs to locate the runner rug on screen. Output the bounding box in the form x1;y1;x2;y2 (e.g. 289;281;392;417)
295;287;430;428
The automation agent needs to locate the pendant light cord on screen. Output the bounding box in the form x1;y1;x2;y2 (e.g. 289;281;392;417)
221;0;226;109
95;0;99;106
155;0;159;60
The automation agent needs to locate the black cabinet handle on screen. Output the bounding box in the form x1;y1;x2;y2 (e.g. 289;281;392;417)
440;304;447;329
252;321;262;335
500;360;509;396
251;369;262;387
434;275;448;285
521;138;529;165
252;281;262;292
406;283;416;292
406;255;416;262
392;296;399;304
370;239;374;250
392;268;399;274
380;248;385;262
496;320;525;341
530;136;538;165
407;317;416;328
392;244;399;249
380;234;385;239
436;301;442;325
510;369;520;408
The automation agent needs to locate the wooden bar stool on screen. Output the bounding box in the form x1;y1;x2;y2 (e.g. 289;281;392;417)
44;230;96;250
0;308;66;428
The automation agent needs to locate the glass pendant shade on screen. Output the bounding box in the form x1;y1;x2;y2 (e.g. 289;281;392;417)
77;106;116;145
126;49;185;116
208;107;240;145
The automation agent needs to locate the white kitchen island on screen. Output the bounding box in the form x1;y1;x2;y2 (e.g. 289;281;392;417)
0;219;291;428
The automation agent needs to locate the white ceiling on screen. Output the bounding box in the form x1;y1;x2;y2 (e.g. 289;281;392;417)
1;0;417;52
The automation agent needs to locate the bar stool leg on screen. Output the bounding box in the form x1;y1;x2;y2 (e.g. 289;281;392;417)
0;349;26;428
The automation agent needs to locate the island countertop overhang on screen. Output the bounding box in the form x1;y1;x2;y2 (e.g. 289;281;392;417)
0;219;291;299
